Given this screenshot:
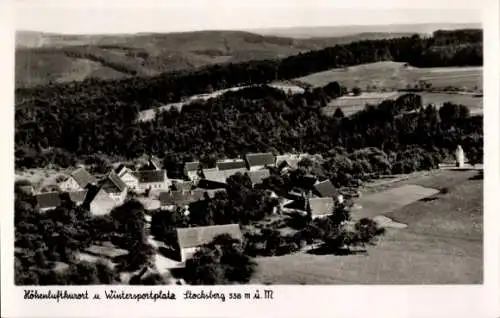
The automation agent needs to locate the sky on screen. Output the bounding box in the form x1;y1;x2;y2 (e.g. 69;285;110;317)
14;0;484;34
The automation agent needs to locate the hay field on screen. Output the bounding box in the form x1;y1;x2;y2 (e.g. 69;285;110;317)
352;184;439;220
253;169;482;284
322;92;483;117
295;61;482;92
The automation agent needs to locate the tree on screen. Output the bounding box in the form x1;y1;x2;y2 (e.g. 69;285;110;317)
352;87;362;96
184;235;257;285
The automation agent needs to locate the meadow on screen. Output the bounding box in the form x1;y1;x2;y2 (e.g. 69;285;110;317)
253;169;482;284
295;61;482;92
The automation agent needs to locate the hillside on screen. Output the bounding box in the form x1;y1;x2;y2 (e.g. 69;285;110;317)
15;30;417;88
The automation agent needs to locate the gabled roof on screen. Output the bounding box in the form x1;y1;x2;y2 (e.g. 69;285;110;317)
176;224;243;249
85;188;118;215
216;159;246;171
203;168;247;184
247;169;271;186
36;192;61;209
70;168;97;189
308;197;335;217
276;154;300;170
136;170;166;183
149;156;162;170
159;191;193;206
174;181;194;192
184;161;201;172
68;190;88;204
313;180;338;198
245;152;275;168
102;171;128;193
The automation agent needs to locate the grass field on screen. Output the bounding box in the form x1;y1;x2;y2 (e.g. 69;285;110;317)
322;91;483;117
253;169;482;284
295;61;482;92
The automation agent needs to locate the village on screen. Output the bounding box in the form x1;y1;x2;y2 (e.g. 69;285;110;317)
17;151;354;283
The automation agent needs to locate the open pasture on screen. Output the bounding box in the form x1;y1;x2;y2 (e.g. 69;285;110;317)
253;169;482;284
322;91;483;117
295;61;482;92
352;184;439;220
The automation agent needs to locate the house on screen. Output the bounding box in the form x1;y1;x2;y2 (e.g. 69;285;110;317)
174;224;243;262
247;169;271;188
76;243;129;270
308;197;335;219
276;154;300;171
101;171;128;204
67;190;88;206
184;161;201;181
171;180;194;192
198;168;246;188
313;179;337;198
245;152;275;171
216;159;247;171
35;192;61;212
159;190;195;211
115;164;139;190
136;170;170;193
85;188;122;216
59;167;97;192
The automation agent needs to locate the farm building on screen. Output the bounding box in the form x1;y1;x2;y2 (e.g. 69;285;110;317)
307;197;335;219
35;191;62;212
136;170;170;192
101;171;128;204
84;187;122;216
198;168;246;188
247;169;271;188
216;159;247;171
174;224;243;262
245;152;276;171
184;161;201;181
159;190;199;211
115;164;139;190
58;167;97;192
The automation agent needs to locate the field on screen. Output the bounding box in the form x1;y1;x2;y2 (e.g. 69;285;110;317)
16;31;410;88
322;91;483;117
295;61;483;92
253;169;482;284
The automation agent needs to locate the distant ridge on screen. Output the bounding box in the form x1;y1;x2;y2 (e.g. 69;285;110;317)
251;23;482;38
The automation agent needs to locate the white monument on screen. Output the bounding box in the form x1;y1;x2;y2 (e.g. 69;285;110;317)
455;145;465;168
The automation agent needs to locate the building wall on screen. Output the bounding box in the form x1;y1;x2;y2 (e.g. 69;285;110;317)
187;171;199;182
59;177;81;192
180;247;199;262
109;190;127;204
138;181;169;192
121;172;139;190
249;165;266;172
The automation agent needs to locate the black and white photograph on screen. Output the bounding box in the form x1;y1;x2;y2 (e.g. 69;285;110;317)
9;0;489;289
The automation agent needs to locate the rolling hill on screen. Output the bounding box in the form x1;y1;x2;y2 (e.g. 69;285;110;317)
15;30;418;88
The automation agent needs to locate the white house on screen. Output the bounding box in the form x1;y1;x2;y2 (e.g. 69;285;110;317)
115;165;139;190
59;167;97;192
136;170;170;193
88;189;122;216
101;171;128;204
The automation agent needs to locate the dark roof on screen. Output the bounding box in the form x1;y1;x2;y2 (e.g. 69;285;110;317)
308;198;335;217
174;181;194;191
159;191;193;206
245;152;275;167
176;224;243;249
68;190;88;203
276;155;299;170
216;160;246;171
313;180;338;198
102;171;128;193
247;170;271;185
136;170;166;183
36;192;61;209
184;161;201;172
70;168;97;188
